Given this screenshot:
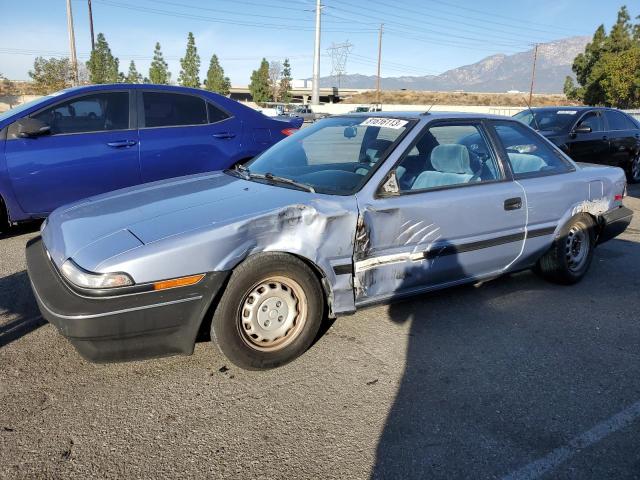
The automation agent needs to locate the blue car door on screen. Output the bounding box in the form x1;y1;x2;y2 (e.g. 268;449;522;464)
4;90;140;215
137;90;243;183
353;120;527;305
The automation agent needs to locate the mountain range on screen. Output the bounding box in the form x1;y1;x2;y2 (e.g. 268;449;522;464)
318;36;590;94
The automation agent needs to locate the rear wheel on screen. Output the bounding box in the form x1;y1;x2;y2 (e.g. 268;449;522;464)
211;254;324;370
629;152;640;184
535;214;595;285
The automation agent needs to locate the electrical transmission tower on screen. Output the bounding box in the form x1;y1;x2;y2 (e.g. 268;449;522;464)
327;41;353;88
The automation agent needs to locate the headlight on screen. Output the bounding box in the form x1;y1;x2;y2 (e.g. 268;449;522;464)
60;259;134;289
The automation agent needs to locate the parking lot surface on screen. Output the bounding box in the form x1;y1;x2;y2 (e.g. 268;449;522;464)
1;186;639;480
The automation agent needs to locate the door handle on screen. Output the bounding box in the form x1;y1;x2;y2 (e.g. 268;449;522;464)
602;135;608;141
213;132;236;139
504;197;522;211
107;140;137;148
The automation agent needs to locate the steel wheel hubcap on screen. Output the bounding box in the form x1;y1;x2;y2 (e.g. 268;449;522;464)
566;225;589;272
239;276;307;351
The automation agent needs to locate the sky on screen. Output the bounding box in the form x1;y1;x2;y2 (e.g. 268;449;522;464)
0;0;635;84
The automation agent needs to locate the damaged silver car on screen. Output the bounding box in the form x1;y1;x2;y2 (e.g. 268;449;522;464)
26;113;633;370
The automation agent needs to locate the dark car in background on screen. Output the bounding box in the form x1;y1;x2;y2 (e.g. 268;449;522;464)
0;84;302;232
514;107;640;183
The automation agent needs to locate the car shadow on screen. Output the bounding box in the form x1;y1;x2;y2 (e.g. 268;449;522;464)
0;270;45;348
370;238;640;478
0;221;41;240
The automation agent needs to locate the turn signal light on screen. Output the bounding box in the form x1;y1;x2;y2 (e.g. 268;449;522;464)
281;128;298;136
153;274;205;291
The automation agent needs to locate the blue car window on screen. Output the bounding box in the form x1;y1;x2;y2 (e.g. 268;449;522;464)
143;92;207;128
207;102;230;124
28;92;129;136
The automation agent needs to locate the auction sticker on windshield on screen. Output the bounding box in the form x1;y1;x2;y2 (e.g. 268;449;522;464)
557;110;578;115
360;117;408;129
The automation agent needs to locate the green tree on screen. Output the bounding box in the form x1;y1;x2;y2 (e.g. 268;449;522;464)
149;42;171;85
279;58;293;103
86;33;120;84
204;54;230;95
28;57;73;94
125;60;143;83
568;6;640;108
178;32;201;88
249;58;270;104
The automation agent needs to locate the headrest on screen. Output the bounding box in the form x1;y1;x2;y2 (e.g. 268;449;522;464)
430;144;472;174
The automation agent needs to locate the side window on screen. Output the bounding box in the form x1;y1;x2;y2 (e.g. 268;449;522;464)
143;92;207;128
605;110;632;131
29;92;129;135
576;112;603;132
622;113;639;130
493;121;571;177
395;123;500;192
207;102;230;123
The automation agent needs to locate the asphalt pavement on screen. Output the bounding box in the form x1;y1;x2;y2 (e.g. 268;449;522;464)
1;186;639;480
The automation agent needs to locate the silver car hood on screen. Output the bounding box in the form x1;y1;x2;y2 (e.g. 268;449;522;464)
42;172;274;270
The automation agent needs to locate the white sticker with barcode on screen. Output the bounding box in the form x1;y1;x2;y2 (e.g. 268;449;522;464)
557;110;577;114
360;117;408;129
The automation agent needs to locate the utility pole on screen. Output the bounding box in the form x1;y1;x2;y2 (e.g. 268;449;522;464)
528;43;538;106
88;0;96;52
311;0;322;105
65;0;79;86
376;23;384;105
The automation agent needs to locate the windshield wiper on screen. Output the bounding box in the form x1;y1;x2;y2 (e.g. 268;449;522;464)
250;172;316;193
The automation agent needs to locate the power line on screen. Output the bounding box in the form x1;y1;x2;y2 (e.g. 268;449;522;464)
323;3;532;49
92;0;377;33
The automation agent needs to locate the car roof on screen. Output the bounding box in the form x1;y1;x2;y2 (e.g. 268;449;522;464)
524;106;627;113
341;111;511;121
57;83;216;95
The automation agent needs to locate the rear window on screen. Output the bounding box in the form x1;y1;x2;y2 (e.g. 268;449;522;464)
143;92;207;128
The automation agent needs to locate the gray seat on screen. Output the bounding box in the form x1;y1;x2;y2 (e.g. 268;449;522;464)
508;153;547;174
411;144;474;190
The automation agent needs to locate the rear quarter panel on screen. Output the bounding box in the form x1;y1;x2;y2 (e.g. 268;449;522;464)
515;164;626;268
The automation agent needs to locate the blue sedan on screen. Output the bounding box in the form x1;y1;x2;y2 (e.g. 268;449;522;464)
26;113;632;369
0;84;302;230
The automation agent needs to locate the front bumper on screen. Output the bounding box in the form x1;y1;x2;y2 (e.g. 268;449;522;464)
26;236;229;363
598;206;634;244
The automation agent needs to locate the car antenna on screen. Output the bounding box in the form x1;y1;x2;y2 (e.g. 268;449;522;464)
422;103;435;115
522;95;541;130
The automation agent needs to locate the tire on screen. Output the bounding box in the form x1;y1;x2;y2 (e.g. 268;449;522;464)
211;253;324;370
628;152;640;184
0;197;8;237
535;213;596;285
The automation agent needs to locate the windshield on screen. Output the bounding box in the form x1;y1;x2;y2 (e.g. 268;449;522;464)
513;109;578;132
241;116;413;195
0;95;54;123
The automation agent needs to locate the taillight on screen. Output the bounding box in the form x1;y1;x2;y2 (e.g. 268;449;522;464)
281;128;298;136
615;194;623;201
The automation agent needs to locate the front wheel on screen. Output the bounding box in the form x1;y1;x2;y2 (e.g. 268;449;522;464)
211;254;324;370
535;214;596;285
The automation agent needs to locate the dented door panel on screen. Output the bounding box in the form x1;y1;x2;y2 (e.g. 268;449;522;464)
353;181;527;304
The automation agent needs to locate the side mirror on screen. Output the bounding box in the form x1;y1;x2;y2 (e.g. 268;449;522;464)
379;170;400;196
572;125;592;135
16;117;51;138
